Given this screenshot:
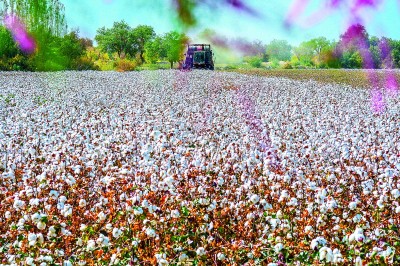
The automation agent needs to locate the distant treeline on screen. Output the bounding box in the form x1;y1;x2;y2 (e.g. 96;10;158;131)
1;0;400;71
241;24;400;70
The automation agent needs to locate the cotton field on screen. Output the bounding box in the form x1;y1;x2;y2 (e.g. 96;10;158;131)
0;70;399;265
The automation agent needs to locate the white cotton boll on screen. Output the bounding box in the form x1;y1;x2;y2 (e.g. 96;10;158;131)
25;188;34;197
134;207;143;216
279;190;289;202
48;226;57;237
391;189;400;199
250;194;260;204
348;201;357;210
112;228;123;238
80;224;87;231
310;237;327;250
59;196;67;203
37;221;46;230
25;257;35;265
287;197;298;206
196;247;206;256
49;190;59;199
28;233;37;246
141;200;150;209
79;199;86;207
274;243;284;253
97;235;110;247
217;253;225;261
198;198;210;206
5;211;11;219
63;261;72;266
350;228;365;243
16;218;25;230
377;200;384;209
283;174;291;183
29;198;40;207
13;199;25;210
308;181;317;191
178;253;189;262
396;206;400;213
105;223;113;231
305;225;313;234
31;212;42;223
171;209;180;218
145;228;156;238
86;240;96;251
62;204;72;217
98;211;107;221
148;205;158;214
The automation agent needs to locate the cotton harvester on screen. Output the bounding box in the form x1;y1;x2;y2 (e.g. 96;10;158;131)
182;44;214;70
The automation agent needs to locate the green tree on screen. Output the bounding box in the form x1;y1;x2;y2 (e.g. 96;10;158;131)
95;21;134;59
319;44;340;68
308;37;331;64
30;28;66;71
389;39;400;68
338;24;369;51
341;51;362;69
1;0;70;71
0;0;67;37
369;45;381;69
337;24;370;69
0;26;18;58
131;25;155;63
243;56;262;68
163;31;189;69
293;41;314;66
265;39;292;61
59;30;85;69
294;37;331;67
144;36;165;64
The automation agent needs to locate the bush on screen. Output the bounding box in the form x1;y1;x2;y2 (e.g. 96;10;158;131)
244;56;262;68
224;65;238;70
114;59;137;72
73;57;99;71
0;55;31;71
282;61;293;69
269;59;280;69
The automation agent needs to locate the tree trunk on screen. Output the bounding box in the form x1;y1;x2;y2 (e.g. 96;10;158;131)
140;51;144;64
170;61;173;69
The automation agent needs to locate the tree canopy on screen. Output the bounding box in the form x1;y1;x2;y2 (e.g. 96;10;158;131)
163;31;189;68
95;21;134;59
0;0;67;36
265;39;292;61
131;25;155;63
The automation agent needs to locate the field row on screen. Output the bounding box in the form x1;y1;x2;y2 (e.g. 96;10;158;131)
0;70;399;265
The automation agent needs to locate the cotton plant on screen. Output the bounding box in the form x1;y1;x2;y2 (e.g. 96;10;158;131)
0;70;399;264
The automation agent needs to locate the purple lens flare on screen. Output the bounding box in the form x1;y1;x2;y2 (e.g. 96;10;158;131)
3;14;36;54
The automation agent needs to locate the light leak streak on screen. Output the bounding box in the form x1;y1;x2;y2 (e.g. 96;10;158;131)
3;14;36;54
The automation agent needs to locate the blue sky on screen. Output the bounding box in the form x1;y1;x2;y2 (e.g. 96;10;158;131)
61;0;400;45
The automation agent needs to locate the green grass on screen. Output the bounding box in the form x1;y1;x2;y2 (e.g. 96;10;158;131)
225;68;400;89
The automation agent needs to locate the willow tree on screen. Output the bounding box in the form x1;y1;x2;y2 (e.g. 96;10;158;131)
0;0;67;37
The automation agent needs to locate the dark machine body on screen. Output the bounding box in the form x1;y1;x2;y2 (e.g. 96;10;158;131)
182;44;214;70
